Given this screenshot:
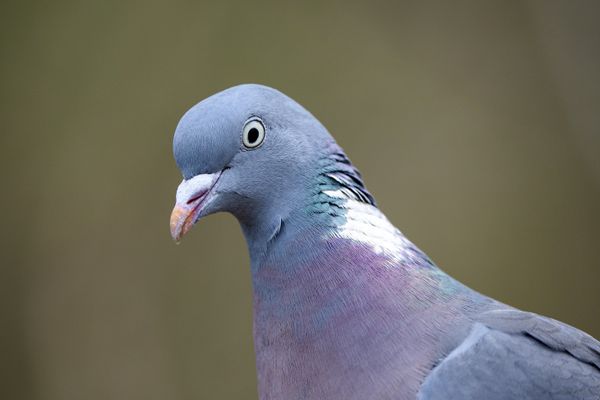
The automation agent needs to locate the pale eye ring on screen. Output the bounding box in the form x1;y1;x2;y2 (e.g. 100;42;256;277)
242;119;265;149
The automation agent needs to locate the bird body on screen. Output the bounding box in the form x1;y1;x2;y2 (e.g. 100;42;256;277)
170;84;600;399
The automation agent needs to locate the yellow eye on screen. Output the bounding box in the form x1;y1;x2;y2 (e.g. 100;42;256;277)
242;119;265;149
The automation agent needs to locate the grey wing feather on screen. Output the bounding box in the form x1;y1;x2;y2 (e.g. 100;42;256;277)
480;309;600;370
418;310;600;400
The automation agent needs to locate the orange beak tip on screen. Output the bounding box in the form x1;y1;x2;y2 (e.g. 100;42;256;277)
170;204;193;243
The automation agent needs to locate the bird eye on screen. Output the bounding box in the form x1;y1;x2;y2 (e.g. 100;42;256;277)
242;119;265;149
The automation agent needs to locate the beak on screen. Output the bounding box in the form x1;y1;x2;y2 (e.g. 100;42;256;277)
170;171;221;242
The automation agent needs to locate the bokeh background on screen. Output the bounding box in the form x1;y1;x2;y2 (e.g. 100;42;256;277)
1;1;599;399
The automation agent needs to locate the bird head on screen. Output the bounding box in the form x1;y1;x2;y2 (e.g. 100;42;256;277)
169;84;334;242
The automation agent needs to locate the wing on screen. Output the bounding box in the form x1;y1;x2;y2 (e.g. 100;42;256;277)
418;310;600;400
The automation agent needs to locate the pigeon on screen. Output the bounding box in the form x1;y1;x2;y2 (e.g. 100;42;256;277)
169;84;600;400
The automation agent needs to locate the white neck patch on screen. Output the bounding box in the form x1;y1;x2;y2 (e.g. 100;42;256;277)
323;190;416;263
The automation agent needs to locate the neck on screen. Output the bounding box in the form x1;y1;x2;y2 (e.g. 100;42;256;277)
240;143;369;260
237;147;484;399
244;195;438;285
247;196;469;399
239;143;435;272
237;148;483;400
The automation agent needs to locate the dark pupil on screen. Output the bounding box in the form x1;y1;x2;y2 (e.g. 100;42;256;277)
248;128;259;144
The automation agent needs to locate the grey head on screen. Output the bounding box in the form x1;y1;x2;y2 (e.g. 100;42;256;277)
170;84;371;254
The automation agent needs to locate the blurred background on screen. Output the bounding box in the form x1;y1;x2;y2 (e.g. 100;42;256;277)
1;1;599;399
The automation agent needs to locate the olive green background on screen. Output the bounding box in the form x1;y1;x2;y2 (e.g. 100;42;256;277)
1;1;599;399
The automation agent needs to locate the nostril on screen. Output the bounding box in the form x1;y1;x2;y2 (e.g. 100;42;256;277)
186;190;208;205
